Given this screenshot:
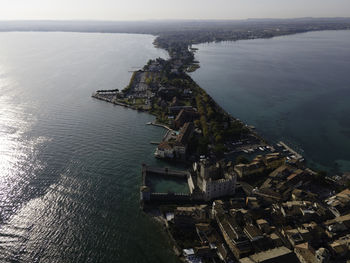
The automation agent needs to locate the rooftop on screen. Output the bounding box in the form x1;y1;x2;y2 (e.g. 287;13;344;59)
175;122;194;145
240;246;297;263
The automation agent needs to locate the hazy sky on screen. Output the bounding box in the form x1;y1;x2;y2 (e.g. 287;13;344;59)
1;0;350;20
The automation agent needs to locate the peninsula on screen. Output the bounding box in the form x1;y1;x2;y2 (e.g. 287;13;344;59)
90;19;350;263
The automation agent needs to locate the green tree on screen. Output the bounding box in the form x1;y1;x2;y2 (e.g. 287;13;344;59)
236;155;249;165
214;144;226;156
215;134;223;143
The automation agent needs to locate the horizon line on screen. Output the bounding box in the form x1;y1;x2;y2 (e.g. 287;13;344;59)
1;16;350;23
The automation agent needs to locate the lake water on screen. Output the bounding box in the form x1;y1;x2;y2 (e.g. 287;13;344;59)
1;30;350;263
0;32;180;263
191;30;350;173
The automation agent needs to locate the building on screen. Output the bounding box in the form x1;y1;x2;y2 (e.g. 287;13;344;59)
174;108;199;129
174;205;208;228
325;188;350;217
324;213;350;228
256;219;271;234
155;122;194;159
260;165;295;190
294;242;317;263
234;153;286;178
269;232;283;248
155;141;174;159
324;213;350;238
328;234;350;259
168;105;194;115
264;153;287;170
192;160;237;201
243;224;264;242
283;228;313;247
195;223;221;246
285;169;305;186
157;86;178;101
315;248;330;263
217;215;252;259
173;122;194;159
234;158;265;178
239;246;299;263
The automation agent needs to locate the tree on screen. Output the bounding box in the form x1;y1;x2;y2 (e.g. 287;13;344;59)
314;170;328;185
236;155;249;165
194;120;201;128
145;77;152;85
214;144;226;157
207;106;215;120
200;116;209;137
197;137;209;155
215;134;223;143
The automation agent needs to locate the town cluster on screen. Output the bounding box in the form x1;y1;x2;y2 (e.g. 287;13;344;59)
93;48;253;162
92;25;350;263
141;154;350;263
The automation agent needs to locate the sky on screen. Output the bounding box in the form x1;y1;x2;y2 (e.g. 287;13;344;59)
1;0;350;21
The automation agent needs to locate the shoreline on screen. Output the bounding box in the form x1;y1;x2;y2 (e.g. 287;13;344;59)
91;28;350;262
143;208;184;261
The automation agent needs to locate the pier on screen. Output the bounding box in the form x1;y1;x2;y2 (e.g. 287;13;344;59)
279;141;303;160
147;122;173;131
92;93;146;111
142;165;189;180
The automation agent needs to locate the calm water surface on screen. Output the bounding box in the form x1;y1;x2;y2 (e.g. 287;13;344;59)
192;30;350;173
1;30;350;262
0;32;180;263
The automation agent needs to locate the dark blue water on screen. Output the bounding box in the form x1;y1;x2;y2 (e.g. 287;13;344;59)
191;30;350;173
0;32;180;263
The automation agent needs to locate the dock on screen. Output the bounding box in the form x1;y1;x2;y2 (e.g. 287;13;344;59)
279;141;302;160
147;122;173;131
